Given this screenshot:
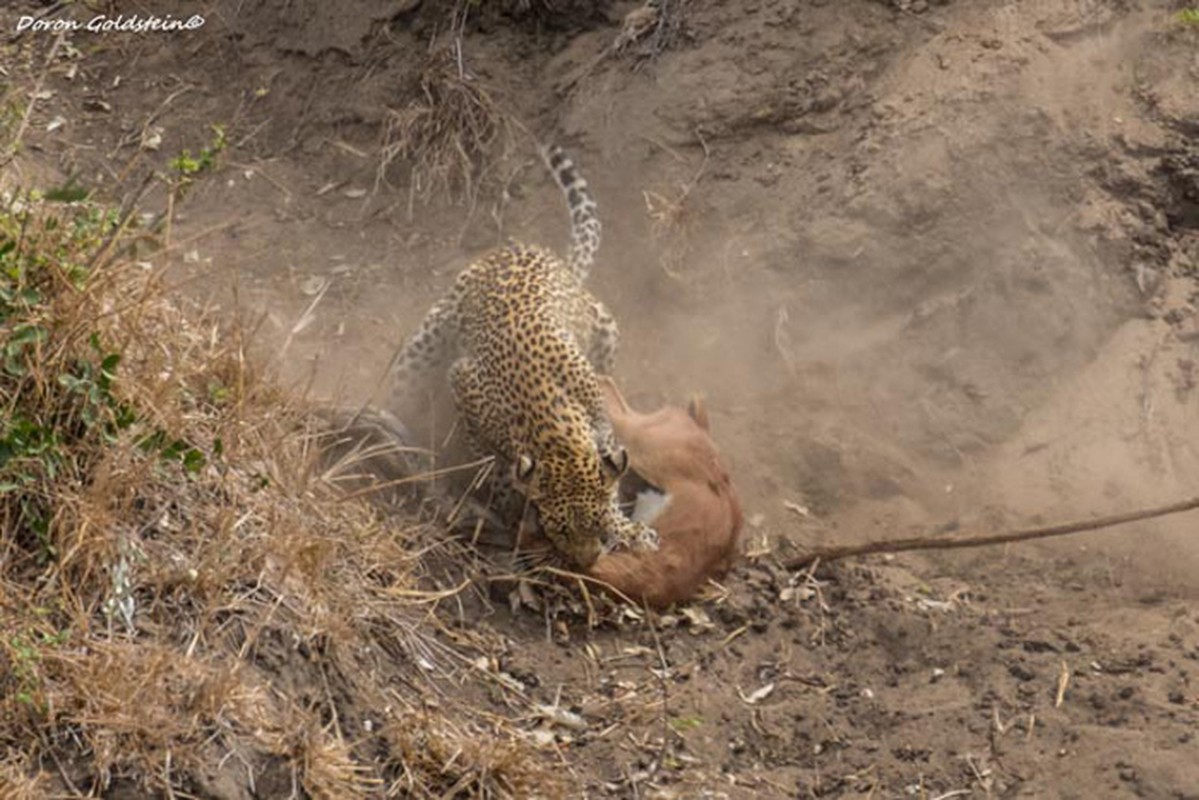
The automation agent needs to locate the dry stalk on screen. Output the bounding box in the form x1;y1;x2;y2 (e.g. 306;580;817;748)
1054;660;1070;708
0;34;64;170
784;495;1199;570
644;131;709;280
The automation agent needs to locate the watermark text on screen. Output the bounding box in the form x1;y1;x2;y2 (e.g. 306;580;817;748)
15;13;206;35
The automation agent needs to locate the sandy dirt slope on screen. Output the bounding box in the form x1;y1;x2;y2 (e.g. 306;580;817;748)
4;0;1199;796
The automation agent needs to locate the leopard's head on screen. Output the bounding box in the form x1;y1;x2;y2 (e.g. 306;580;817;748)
513;444;629;568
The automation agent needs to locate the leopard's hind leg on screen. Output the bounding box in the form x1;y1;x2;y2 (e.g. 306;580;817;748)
586;299;620;377
390;295;460;412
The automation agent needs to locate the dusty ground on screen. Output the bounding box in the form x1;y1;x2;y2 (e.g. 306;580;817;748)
4;0;1199;796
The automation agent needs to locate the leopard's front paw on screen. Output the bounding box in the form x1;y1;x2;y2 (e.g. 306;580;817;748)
637;521;661;551
609;521;658;553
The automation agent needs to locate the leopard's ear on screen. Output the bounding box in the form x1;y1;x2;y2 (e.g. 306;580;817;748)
687;395;710;431
600;447;630;481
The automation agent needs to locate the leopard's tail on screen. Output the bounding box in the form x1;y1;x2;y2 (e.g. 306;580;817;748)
542;144;601;284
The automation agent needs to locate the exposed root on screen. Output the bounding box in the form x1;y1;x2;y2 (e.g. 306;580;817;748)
628;0;692;67
557;0;692;95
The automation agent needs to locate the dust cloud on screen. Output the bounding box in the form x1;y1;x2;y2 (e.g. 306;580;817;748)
554;2;1199;590
75;0;1193;586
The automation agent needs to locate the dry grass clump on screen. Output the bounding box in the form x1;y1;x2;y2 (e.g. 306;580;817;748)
377;46;514;218
0;192;560;797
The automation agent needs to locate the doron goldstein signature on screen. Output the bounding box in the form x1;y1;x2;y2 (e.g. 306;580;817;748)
15;13;207;34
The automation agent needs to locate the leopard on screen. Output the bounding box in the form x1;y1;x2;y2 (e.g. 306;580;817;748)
389;144;658;568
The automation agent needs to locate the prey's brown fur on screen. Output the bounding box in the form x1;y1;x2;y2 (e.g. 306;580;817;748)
579;377;742;607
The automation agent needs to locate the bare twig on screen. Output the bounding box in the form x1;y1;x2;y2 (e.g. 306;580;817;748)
1;33;64;168
85;172;158;271
107;83;195;159
6;0;71;42
334;458;494;503
784;495;1199;570
644;612;672;781
1055;660;1070;708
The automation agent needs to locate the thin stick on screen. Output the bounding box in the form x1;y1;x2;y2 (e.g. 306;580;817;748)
1054;660;1070;708
334;457;493;503
783;495;1199;570
85;171;158;271
644;610;672;781
1;33;64;166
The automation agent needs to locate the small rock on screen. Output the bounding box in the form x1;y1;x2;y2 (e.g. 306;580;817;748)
1008;663;1036;682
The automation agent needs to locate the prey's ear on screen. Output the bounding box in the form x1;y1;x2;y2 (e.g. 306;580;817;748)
687;395;711;431
600;447;630;481
597;375;631;416
514;454;536;484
